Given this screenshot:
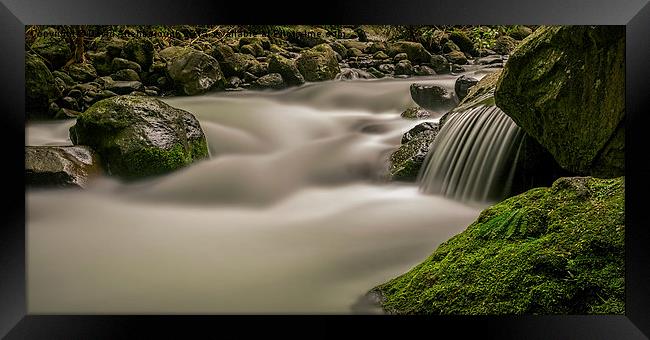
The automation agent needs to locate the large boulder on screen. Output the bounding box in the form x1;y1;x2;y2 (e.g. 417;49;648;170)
387;41;432;64
165;48;226;96
296;44;340;81
30;29;72;69
69;96;209;179
121;38;154;71
26;54;58;118
26;146;101;188
268;54;305;86
495;26;625;177
372;176;625;315
409;83;457;112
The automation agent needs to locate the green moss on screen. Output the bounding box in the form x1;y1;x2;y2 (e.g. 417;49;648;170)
374;176;624;315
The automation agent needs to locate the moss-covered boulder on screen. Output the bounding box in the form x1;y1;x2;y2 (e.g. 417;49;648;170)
372;176;625;314
449;31;478;56
495;26;625;177
165;48;226;96
30;29;72;69
296;44;340;81
268;54;305;86
26;53;58;119
493;35;519;55
67;62;98;83
252;73;286;89
389;122;439;181
121;38;154;71
26;146;101;188
387;41;432;64
211;44;249;77
69;96;209;179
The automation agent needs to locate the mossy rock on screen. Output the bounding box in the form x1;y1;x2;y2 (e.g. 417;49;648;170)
296;44;340;81
26;53;58;119
493;35;519;55
373;176;624;315
165;48;226;96
387;41;432;64
121;38;154;71
449;31;478;56
389;122;439;181
495;26;625;177
211;44;249;77
30;29;72;69
69;95;209;179
268;54;304;86
67;63;98;83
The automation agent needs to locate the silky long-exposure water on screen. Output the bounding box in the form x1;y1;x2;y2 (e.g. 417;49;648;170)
26;74;490;313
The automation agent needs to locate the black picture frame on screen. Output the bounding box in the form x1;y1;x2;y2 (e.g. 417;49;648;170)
2;0;649;338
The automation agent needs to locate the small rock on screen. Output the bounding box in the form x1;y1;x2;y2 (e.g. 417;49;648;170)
454;75;479;100
25;146;101;188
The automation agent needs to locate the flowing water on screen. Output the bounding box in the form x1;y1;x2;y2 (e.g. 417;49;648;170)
419;105;525;203
26;74;494;314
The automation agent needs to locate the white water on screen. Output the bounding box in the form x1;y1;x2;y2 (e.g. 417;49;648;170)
418;105;525;203
27;76;488;314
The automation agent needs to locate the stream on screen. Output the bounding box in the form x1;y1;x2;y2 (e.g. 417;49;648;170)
26;72;492;313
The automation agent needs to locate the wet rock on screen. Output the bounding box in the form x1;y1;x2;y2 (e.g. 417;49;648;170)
387;41;432;63
410;83;457;111
26;146;101;188
393;53;408;62
445;50;468;65
414;65;436;76
394;60;413;76
111;57;142;73
493;35;518;55
510;25;533;40
104;80;144;95
400;106;432;120
389;122;439;181
378;63;395;74
454;75;479;100
111;68;140;81
69;95;209;179
429;55;450;74
210;44;249;77
252;73;286;89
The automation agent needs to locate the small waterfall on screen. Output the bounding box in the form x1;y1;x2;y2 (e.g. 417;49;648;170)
418;105;525;203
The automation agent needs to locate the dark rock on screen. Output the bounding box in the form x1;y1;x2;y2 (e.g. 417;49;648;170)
414;65;436;76
26;146;101;188
211;44;251;78
347;48;364;57
341;40;370;53
454;75;479;100
165;48;226;96
378;63;395;74
410;83;457;111
30;29;72;69
121;38;154;71
476;55;503;65
389;122;439;181
367;67;385;78
387;41;432;63
26;54;57;118
104;80;145;95
442;40;461;53
328;41;348;58
240;43;264;57
67;63;98;83
429;55;450;74
373;51;390;60
52;70;75;86
69;95;209;179
493;35;518;55
268;54;305;86
88;50;112;76
495;26;625;177
111;68;140;81
111;57;142;73
393;53;408;62
400;106;432;120
252;73;286;89
239;36;271;50
394;60;413;76
449;31;478;56
510;25;533;40
445;50;468;65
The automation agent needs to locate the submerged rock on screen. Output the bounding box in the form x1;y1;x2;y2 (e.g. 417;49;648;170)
26;146;101;188
372;176;624;315
495;26;625;177
409;83;457;112
69;95;209;179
